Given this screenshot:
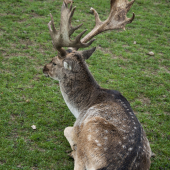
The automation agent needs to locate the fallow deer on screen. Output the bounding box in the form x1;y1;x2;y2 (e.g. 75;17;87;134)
43;0;152;169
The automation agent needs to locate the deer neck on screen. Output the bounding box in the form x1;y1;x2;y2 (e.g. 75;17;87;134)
59;67;99;118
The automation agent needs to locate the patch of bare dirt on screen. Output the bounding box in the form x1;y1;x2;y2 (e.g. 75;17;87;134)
97;46;112;54
133;111;138;115
122;45;129;48
0;30;4;36
139;97;151;105
19;39;33;46
97;46;118;59
118;56;129;61
0;160;6;165
159;66;170;74
0;13;8;16
17;18;27;23
2;51;33;59
30;12;46;19
33;73;42;81
35;65;44;71
143;112;151;115
164;112;170;116
154;2;161;5
29;145;46;152
1;39;37;59
158;52;164;56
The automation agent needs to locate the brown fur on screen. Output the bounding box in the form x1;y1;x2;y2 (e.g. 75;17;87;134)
43;50;151;170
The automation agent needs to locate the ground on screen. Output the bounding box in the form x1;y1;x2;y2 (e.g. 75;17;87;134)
0;0;170;169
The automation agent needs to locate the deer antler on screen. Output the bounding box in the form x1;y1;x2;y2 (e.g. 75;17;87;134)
48;0;95;58
81;0;135;43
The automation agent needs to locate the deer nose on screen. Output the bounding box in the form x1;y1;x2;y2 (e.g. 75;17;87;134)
43;65;49;73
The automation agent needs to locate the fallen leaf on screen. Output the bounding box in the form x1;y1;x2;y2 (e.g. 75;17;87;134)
31;125;36;130
148;51;154;56
133;41;136;44
17;165;22;168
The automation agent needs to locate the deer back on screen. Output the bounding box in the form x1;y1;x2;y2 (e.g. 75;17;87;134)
73;90;151;170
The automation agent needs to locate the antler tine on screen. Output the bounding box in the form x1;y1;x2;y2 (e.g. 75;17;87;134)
75;30;87;43
50;14;57;34
69;1;73;11
90;8;102;27
48;14;67;57
126;0;135;12
48;0;95;58
69;23;83;36
81;0;136;44
68;6;84;36
125;12;135;24
69;6;76;23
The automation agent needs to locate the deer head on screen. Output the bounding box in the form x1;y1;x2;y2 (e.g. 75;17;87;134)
43;0;135;81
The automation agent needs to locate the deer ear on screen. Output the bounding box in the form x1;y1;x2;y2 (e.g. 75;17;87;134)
63;61;72;71
81;47;96;60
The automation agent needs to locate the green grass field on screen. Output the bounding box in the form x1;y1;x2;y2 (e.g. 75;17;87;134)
0;0;170;169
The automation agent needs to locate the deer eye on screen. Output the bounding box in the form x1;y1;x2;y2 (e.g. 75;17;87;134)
53;62;57;66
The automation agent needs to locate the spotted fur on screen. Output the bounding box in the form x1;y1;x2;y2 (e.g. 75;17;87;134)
43;50;151;170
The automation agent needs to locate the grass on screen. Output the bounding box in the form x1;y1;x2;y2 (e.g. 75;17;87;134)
0;0;170;169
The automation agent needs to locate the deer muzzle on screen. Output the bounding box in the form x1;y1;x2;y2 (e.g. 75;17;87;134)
43;64;51;77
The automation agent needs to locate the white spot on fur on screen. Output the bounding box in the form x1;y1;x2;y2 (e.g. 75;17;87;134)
128;147;133;151
104;148;107;151
95;129;99;133
97;143;102;147
88;135;91;141
122;145;126;149
105;130;108;133
120;129;126;133
88;167;95;170
103;137;108;140
134;127;137;129
95;139;99;143
64;61;72;70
